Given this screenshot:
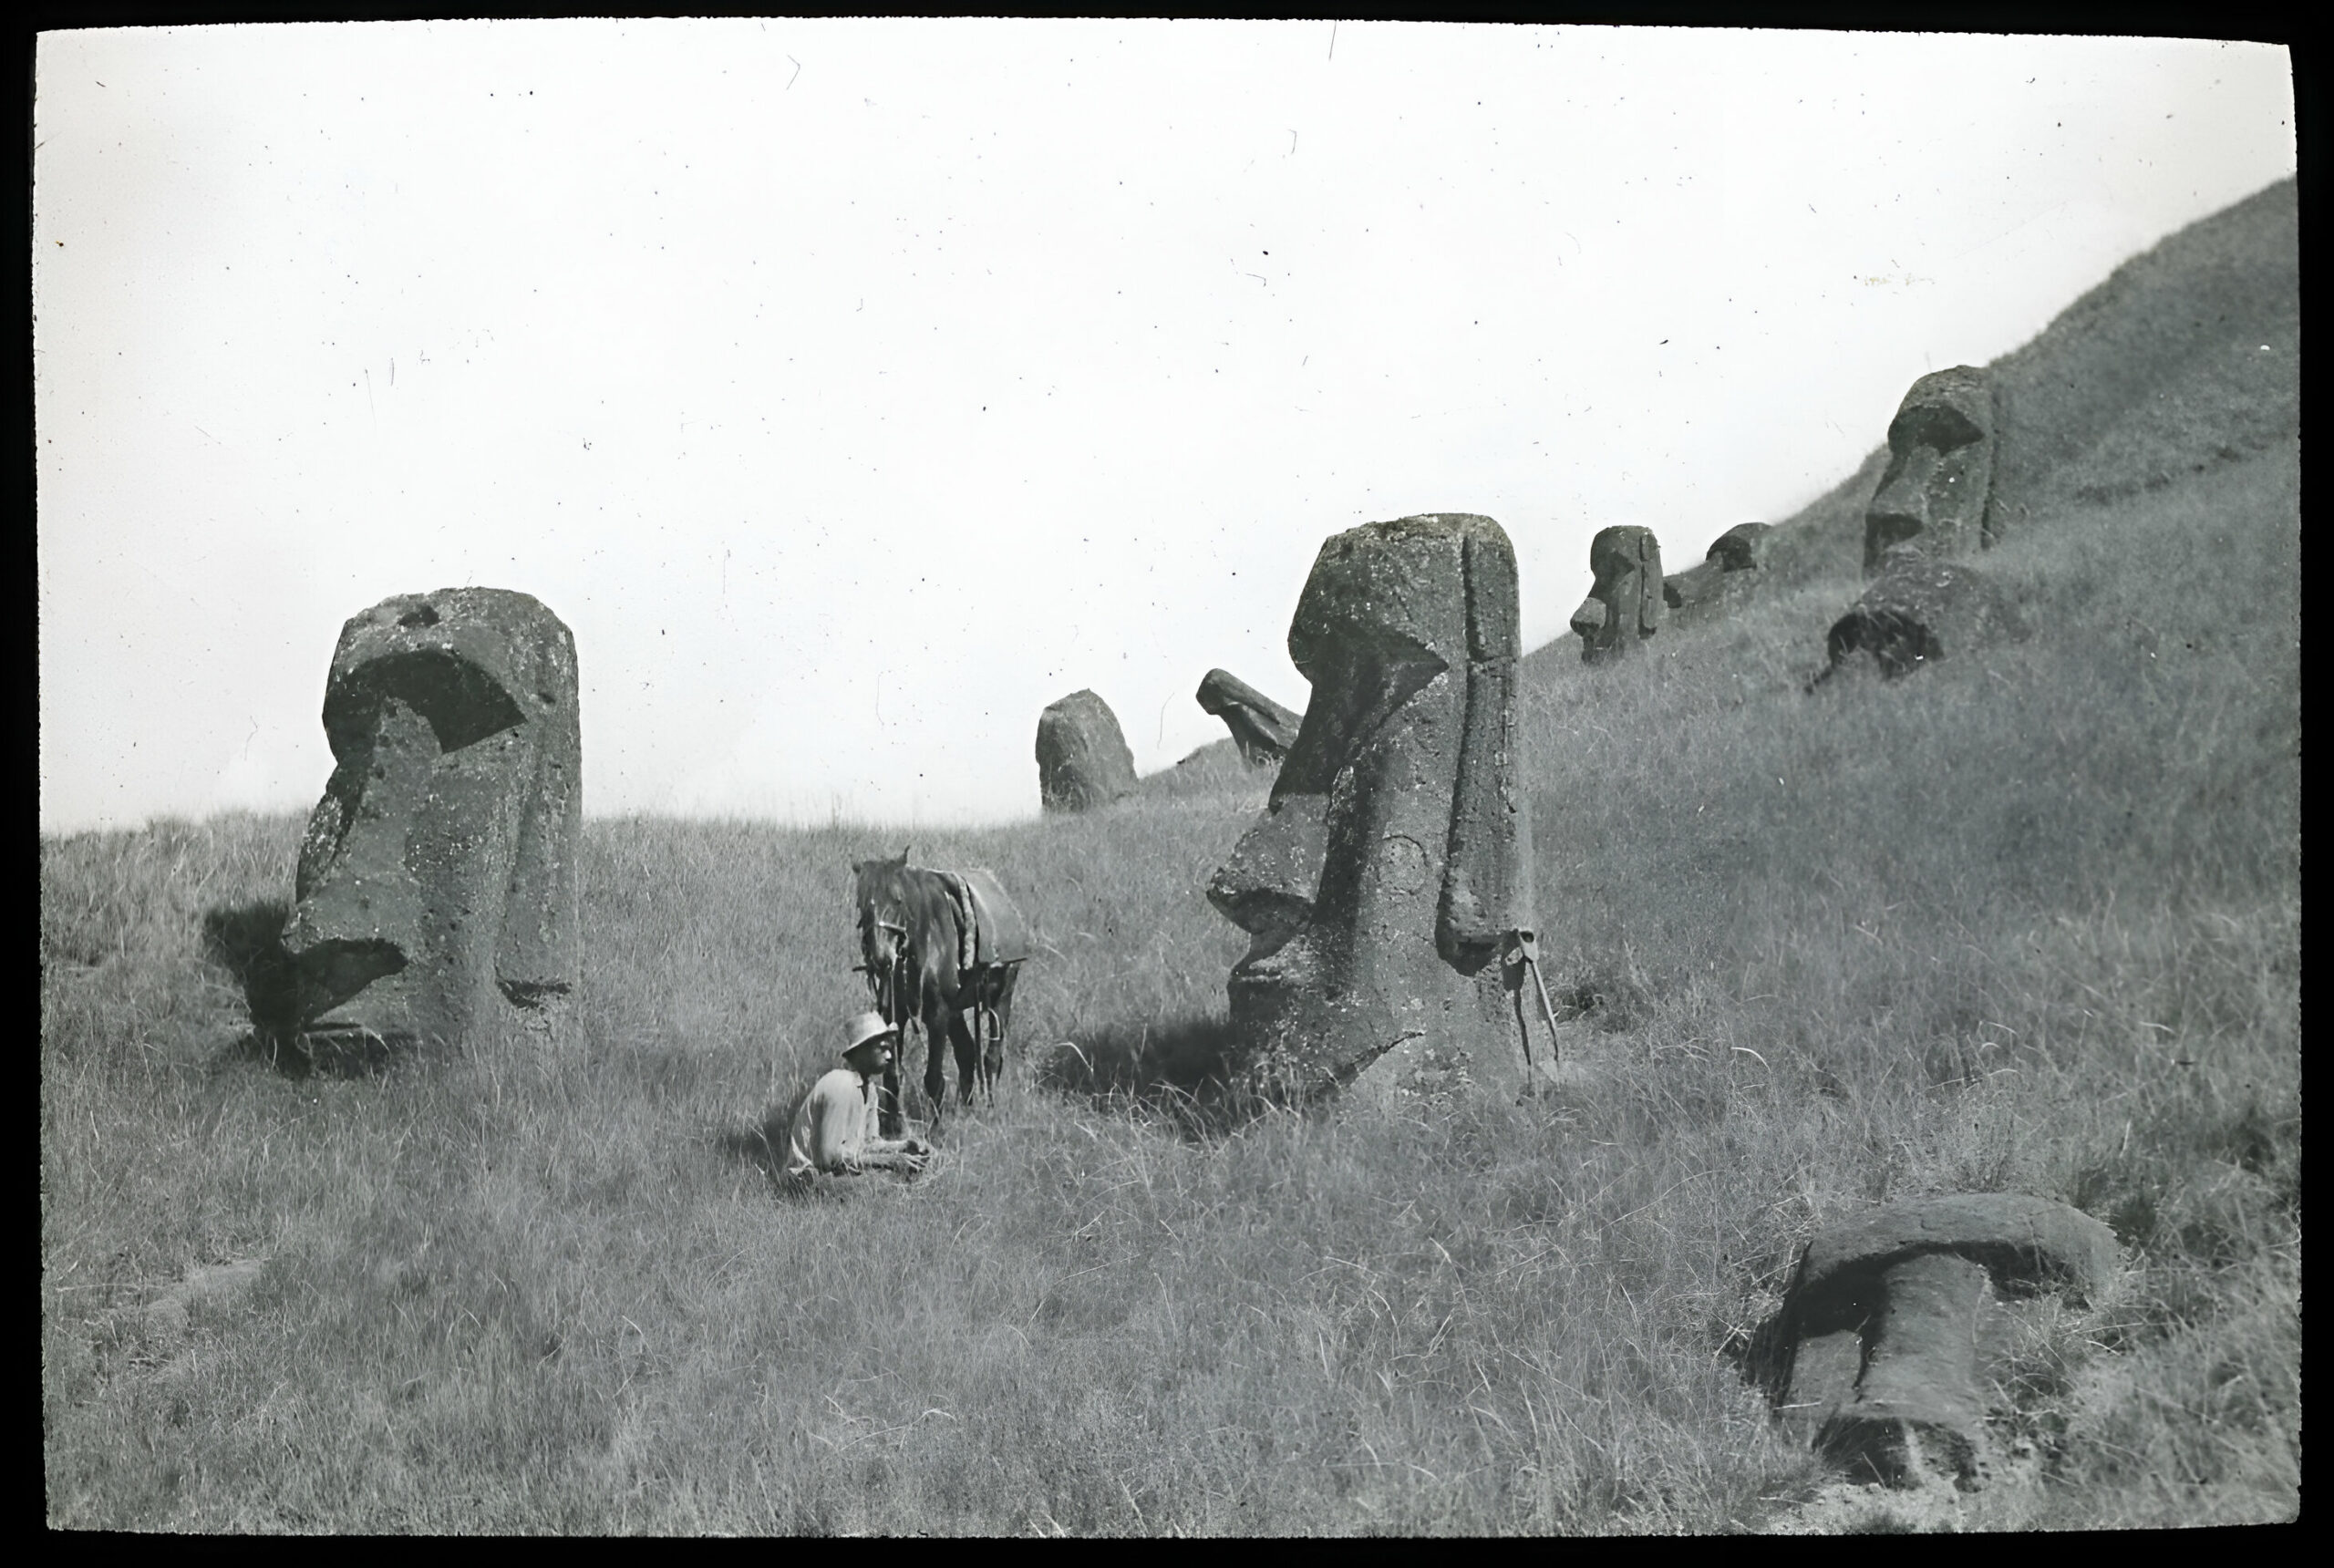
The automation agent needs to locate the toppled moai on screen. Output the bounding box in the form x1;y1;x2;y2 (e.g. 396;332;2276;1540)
1208;514;1535;1108
1035;689;1138;812
1865;366;1998;574
1814;551;2025;686
1569;525;1664;663
280;588;581;1068
1195;667;1304;767
1759;1194;2120;1488
1663;521;1773;625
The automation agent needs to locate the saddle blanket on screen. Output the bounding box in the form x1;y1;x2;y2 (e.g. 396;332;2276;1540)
934;868;1030;970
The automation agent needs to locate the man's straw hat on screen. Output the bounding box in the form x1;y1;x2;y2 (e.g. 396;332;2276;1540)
842;1010;900;1058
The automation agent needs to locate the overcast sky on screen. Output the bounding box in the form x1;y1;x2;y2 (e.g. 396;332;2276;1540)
36;21;2295;833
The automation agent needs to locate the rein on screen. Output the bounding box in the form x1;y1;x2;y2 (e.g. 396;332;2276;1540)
862;913;913;1027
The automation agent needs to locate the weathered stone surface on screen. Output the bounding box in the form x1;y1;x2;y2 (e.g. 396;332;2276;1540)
1818;552;2025;684
1791;1193;2122;1305
1663;521;1773;624
1865;366;1998;573
1208;514;1535;1109
1570;525;1664;663
1705;521;1774;574
1036;689;1137;812
281;588;581;1067
1764;1194;2120;1489
1195;667;1304;767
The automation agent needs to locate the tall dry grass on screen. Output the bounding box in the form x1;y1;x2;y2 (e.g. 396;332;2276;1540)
43;428;2297;1532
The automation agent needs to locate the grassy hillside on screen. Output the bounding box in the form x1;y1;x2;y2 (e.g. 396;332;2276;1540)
1715;177;2298;597
42;184;2298;1533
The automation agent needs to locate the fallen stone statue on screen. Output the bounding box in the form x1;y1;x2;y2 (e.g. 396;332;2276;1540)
1208;513;1542;1109
1753;1193;2121;1489
1195;667;1304;767
1812;550;2027;688
279;587;581;1068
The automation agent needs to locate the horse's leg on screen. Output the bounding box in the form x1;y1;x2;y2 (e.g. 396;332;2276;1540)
946;1002;981;1111
986;967;1017;1102
922;996;950;1130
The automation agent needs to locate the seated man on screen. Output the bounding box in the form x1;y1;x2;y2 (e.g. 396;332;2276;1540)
783;1012;934;1183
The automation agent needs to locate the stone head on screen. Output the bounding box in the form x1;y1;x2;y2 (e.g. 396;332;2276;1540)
1864;366;1996;573
281;588;580;1063
1570;525;1664;664
1207;514;1534;1104
1705;521;1772;574
1195;667;1302;767
1661;522;1772;623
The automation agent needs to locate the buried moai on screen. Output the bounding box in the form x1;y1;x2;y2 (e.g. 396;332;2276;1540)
1208;514;1536;1108
1662;521;1773;625
1812;550;2027;687
1569;525;1664;663
1195;667;1304;767
280;588;581;1068
1754;1194;2120;1488
1865;366;1999;573
1035;688;1138;812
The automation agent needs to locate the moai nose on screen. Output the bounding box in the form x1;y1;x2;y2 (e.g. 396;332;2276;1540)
1569;594;1608;642
1865;450;1937;566
281;696;436;1016
1210;793;1328;944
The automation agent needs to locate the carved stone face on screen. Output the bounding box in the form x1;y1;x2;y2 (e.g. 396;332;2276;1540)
1570;525;1664;664
1207;515;1534;1106
1195;667;1302;767
1663;521;1772;623
1864;366;1996;573
281;588;580;1063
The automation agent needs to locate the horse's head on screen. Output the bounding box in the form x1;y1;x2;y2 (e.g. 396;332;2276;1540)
852;847;915;1018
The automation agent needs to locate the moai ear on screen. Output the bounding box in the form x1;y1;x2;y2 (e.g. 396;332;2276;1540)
1439;527;1532;975
1637;530;1666;636
494;634;581;1007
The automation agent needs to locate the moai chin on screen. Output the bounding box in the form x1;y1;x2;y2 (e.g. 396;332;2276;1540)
1570;525;1664;664
1864;366;1998;574
280;588;581;1067
1207;514;1535;1109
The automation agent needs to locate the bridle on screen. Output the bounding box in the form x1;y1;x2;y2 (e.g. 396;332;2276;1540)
857;910;913;1028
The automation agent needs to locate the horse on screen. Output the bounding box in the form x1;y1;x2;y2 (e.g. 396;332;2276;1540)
851;849;1028;1134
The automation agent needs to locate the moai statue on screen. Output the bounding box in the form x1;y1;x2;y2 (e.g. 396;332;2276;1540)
1864;366;1998;574
1569;525;1664;664
1754;1194;2120;1488
1663;521;1774;624
1208;514;1535;1109
280;588;581;1068
1035;689;1139;812
1813;552;2026;688
1195;667;1304;768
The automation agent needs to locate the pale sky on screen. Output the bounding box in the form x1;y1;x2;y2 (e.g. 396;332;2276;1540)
36;21;2295;832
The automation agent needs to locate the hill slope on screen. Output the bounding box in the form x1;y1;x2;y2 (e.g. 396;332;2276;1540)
1531;175;2301;624
41;181;2298;1533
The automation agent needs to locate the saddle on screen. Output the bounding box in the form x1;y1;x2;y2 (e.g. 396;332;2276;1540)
933;868;1030;972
